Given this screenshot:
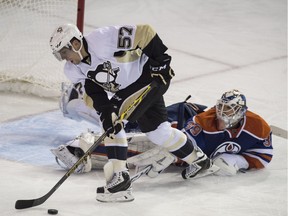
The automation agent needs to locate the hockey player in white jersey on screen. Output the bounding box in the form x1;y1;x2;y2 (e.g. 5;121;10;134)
52;82;174;173
50;24;210;202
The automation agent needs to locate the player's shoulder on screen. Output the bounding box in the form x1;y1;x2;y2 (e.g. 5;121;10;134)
194;107;218;132
85;27;110;41
64;61;78;73
64;62;86;83
87;25;136;36
244;110;271;138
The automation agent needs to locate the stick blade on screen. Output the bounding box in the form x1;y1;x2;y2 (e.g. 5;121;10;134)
15;196;46;209
15;199;35;209
271;125;287;139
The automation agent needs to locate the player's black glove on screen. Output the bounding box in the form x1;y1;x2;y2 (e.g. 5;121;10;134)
99;104;123;138
150;54;175;85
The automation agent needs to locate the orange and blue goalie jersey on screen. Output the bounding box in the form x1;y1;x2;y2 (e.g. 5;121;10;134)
184;107;273;169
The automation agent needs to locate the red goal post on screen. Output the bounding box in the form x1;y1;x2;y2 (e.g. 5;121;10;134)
77;0;85;33
0;0;85;98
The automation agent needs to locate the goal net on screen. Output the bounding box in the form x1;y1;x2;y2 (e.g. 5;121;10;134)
0;0;79;97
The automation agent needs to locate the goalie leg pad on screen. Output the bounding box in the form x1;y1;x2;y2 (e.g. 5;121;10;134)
90;132;156;170
127;146;176;178
126;133;156;153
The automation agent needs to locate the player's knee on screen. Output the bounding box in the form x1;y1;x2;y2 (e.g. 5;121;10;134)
145;122;189;152
146;121;179;145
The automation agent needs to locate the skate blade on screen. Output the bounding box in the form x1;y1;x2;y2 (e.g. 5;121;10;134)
96;190;134;203
190;164;220;179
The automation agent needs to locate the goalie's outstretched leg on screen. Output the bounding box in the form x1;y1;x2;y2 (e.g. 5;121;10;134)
146;122;211;179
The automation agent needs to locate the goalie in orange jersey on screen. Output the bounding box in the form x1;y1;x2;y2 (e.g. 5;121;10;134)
52;84;273;178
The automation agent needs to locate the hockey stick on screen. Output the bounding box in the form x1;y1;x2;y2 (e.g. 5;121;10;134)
15;81;157;210
270;125;287;139
16;131;108;210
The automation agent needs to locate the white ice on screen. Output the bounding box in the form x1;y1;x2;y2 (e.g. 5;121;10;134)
0;0;287;215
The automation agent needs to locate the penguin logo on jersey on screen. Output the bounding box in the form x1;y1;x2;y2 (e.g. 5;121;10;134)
87;61;121;93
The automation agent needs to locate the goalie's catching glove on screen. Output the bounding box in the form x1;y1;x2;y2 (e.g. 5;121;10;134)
99;104;123;138
150;54;175;85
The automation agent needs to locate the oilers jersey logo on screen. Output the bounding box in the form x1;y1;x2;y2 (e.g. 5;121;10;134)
185;121;202;136
210;141;241;158
87;61;121;93
263;134;272;147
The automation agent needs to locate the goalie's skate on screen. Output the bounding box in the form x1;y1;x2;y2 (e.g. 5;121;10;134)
96;170;134;202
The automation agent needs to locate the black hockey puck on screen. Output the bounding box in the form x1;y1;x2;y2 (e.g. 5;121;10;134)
48;209;58;215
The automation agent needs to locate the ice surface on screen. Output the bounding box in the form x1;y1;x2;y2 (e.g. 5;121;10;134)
0;0;287;215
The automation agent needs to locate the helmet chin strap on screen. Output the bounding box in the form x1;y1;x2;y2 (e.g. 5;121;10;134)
71;40;83;60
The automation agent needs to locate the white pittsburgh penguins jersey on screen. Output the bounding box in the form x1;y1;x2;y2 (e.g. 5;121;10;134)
63;25;152;93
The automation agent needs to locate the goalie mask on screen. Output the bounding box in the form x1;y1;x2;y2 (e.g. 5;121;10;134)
50;23;83;61
216;89;247;130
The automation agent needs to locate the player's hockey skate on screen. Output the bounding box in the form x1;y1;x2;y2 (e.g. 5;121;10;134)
96;170;134;202
181;149;212;179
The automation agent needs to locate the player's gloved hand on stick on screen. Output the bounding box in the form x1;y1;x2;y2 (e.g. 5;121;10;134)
150;54;175;85
99;104;123;138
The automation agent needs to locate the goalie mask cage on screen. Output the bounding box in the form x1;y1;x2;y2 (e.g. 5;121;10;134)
0;0;85;98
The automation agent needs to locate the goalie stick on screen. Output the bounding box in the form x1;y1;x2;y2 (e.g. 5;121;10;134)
270;125;287;139
15;81;157;210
